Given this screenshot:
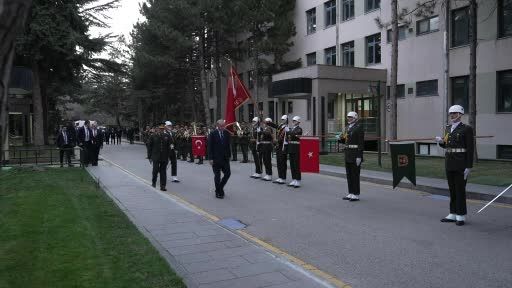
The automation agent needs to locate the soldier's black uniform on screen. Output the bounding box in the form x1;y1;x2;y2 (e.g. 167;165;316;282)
339;121;365;198
147;131;172;190
287;125;303;182
239;124;250;163
275;122;288;181
259;125;274;177
439;123;474;217
231;132;239;161
250;125;263;176
165;129;178;177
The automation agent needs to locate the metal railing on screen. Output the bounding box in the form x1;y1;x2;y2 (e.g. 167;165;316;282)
1;146;83;167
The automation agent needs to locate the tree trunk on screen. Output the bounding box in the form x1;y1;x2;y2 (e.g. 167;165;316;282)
199;34;211;126
390;0;398;140
468;0;478;161
31;60;45;146
0;0;32;153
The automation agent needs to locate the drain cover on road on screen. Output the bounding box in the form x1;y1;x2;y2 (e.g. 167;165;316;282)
217;218;246;230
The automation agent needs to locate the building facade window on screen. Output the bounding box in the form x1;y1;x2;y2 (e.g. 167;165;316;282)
248;70;255;89
498;70;512;112
499;0;512;38
258;102;264;114
366;33;381;65
307;98;312;120
248;103;255;120
387;26;406;42
416;80;438;97
451;7;470;47
497;145;512;159
325;0;336;27
342;0;354;21
281;101;286;116
416;16;439;35
341;41;354;67
306;52;317;66
325;46;337;65
288;101;294;114
268;101;275;121
209;82;214;98
306;8;317;34
451;76;469;111
239;105;245;122
386;84;405;99
327;95;335;119
366;0;380;12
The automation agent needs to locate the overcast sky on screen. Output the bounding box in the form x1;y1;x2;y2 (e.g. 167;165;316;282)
90;0;145;40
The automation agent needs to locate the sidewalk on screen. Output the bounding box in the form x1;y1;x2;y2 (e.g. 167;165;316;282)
121;140;511;204
86;162;335;288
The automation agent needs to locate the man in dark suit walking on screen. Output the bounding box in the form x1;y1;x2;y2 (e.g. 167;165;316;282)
90;122;103;166
56;125;74;167
78;120;93;167
208;120;232;199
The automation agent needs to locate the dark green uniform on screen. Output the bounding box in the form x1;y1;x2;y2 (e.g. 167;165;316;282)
147;131;172;190
275;122;289;181
239;124;250;163
339;121;365;196
287;125;303;181
259;125;274;176
250;125;262;175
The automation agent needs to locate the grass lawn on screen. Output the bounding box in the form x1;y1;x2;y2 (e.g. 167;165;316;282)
0;167;186;288
320;153;512;187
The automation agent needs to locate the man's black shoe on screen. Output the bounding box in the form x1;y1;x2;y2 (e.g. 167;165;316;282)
151;183;156;188
160;187;167;191
440;218;456;223
349;198;360;202
456;221;465;226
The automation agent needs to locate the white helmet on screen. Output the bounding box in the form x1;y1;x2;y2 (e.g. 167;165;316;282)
292;116;301;122
264;118;272;122
252;117;259;122
448;105;464;115
281;115;288;120
165;121;172;126
347;111;358;118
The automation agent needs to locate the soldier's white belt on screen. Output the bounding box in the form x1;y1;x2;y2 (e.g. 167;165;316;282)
347;145;359;149
259;141;272;144
446;148;466;153
289;141;300;144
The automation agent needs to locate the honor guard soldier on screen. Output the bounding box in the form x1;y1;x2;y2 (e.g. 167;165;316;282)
260;118;275;181
339;111;364;201
273;115;289;184
147;123;172;191
249;117;263;178
231;125;239;161
239;122;250;163
287;116;303;188
165;121;180;183
436;105;474;226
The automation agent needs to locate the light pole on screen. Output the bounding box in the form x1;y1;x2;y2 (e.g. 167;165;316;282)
369;81;382;168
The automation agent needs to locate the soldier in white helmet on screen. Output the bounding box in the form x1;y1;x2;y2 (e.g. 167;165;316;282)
273;115;289;184
249;117;263;178
435;105;474;226
258;118;275;181
338;111;364;201
287;116;303;188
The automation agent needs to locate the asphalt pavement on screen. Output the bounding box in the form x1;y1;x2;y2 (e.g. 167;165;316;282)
99;144;512;288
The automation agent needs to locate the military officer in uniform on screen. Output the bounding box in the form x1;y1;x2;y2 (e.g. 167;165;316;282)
260;118;275;181
287;116;303;188
231;125;239;161
147;123;172;191
338;111;364;201
436;105;474;226
249;117;263;178
165;121;180;183
273;115;289;184
239;122;250;163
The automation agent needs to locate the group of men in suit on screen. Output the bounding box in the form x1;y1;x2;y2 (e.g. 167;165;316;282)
56;120;104;167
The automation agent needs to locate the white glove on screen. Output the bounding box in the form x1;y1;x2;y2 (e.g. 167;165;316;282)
356;158;362;167
435;136;443;143
464;168;471;180
285;127;290;132
257;127;261;132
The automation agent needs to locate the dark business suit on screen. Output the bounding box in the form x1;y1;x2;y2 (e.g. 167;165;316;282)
208;129;232;197
439;123;474;216
78;126;93;166
90;129;104;166
56;130;74;166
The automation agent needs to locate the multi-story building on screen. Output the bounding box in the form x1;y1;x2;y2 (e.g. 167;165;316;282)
207;0;512;160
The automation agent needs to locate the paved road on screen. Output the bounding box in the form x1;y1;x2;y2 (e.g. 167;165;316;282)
100;144;512;288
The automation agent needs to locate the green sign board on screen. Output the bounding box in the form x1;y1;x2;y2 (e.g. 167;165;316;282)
390;142;416;188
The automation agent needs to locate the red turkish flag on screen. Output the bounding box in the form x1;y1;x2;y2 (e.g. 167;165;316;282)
192;136;207;157
225;66;251;132
300;137;320;173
